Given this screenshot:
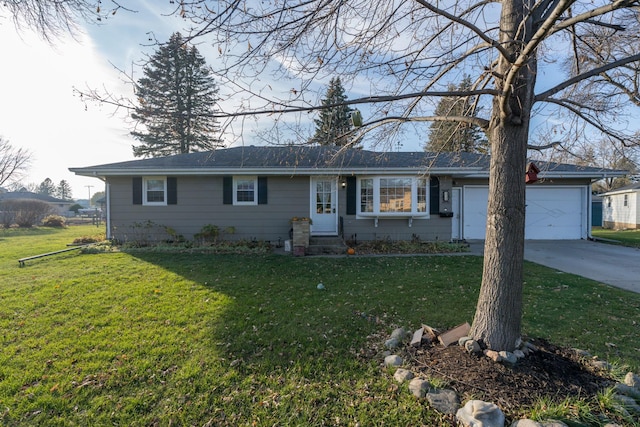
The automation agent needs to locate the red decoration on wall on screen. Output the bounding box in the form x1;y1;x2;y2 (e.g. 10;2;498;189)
526;162;540;184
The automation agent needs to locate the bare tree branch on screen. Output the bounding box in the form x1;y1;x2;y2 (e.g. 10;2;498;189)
535;52;640;101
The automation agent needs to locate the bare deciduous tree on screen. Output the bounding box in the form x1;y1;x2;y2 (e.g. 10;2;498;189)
172;0;640;351
0;0;132;40
0;137;32;188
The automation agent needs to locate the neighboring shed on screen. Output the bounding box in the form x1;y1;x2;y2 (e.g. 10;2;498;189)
601;183;640;229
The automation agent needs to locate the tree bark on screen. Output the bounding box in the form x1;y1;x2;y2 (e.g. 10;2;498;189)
469;0;536;351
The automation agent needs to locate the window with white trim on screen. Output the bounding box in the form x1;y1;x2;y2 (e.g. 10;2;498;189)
358;177;428;216
143;177;167;205
233;176;258;205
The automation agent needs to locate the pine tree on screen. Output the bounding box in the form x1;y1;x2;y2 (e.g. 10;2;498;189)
310;77;355;146
131;32;223;158
426;76;488;153
37;178;56;196
56;180;73;200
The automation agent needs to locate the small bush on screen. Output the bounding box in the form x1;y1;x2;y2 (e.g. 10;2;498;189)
194;224;236;244
72;233;106;244
0;199;53;228
42;215;67;228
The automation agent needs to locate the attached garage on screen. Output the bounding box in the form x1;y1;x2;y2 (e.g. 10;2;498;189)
461;186;589;240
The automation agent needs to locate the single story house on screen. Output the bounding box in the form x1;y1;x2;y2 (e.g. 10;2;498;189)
0;191;76;216
69;146;624;243
601;183;640;229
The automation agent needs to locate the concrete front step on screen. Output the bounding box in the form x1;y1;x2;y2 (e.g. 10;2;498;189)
308;236;347;255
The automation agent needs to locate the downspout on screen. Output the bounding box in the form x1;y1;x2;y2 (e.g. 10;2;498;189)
96;176;112;240
587;183;593;240
105;180;112;240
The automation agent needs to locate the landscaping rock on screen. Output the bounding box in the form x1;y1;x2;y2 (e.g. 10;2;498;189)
456;400;505;427
410;328;424;347
459;336;472;346
539;421;568;427
510;420;542;427
513;349;526;359
408;378;430;398
393;368;414;383
464;339;481;355
499;351;518;365
624;372;640;388
438;322;471;347
614;394;640;414
385;338;401;349
614;383;640;399
390;327;407;340
523;341;538;352
384;355;402;367
485;349;502;362
426;388;460;414
385;327;407;349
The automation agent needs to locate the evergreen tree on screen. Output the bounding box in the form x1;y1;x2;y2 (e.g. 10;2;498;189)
310;77;355;146
37;178;56;196
131;32;223;158
56;180;73;200
426;76;488;153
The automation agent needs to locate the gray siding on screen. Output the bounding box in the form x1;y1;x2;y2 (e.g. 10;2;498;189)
108;176;308;243
107;174;457;243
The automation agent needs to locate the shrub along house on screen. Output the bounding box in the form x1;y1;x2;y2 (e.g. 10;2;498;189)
69;145;623;245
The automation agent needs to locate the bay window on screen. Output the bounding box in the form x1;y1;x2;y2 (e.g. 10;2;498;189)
358;177;428;216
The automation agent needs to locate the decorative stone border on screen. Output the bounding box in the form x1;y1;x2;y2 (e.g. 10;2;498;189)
382;326;640;427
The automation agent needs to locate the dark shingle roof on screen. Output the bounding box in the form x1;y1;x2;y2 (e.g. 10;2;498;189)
70;145;625;177
0;191;71;203
601;182;640;194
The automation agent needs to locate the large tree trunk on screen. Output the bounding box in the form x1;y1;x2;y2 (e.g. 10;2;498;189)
470;122;528;351
469;0;536;351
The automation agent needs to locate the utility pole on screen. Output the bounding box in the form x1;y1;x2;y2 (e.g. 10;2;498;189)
85;185;93;206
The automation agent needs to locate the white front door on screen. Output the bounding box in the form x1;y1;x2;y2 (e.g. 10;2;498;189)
310;178;338;235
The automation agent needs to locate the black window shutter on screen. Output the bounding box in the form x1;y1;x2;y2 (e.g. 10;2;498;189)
430;176;440;214
346;176;357;215
167;177;177;205
133;177;142;205
223;176;233;205
257;177;268;204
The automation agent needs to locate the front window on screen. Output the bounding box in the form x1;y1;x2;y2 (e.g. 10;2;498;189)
234;177;257;205
624;194;628;207
358;177;428;216
144;177;166;205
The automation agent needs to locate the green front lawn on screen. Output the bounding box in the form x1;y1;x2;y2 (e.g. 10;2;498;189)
1;225;638;425
592;227;640;248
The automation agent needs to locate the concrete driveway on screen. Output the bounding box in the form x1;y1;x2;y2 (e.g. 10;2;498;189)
469;240;640;294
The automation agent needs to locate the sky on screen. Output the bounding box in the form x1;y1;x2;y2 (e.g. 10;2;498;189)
1;3;383;201
2;2;623;201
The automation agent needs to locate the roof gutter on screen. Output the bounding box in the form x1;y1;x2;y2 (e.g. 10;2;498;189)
69;166;487;178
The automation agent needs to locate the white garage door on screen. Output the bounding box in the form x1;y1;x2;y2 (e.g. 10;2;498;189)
462;186;586;240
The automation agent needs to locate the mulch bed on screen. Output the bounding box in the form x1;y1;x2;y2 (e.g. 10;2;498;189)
405;338;616;422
